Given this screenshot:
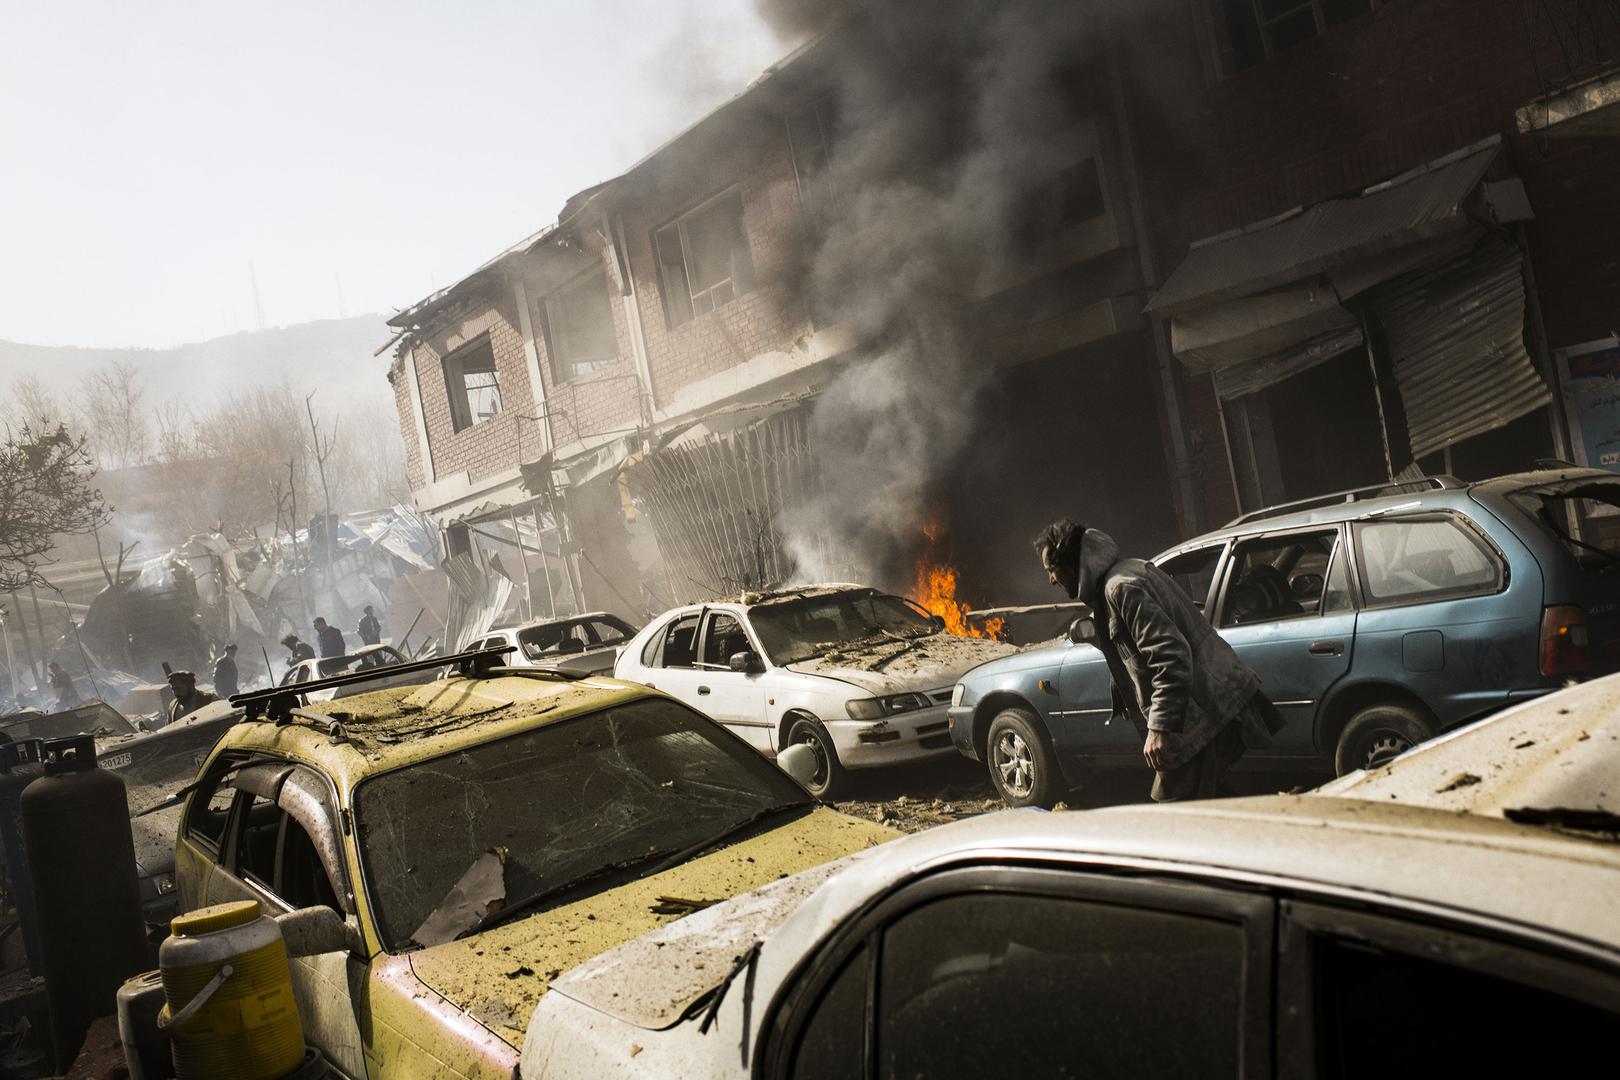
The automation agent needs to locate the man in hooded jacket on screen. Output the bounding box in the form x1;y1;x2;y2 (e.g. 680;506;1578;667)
1035;519;1283;802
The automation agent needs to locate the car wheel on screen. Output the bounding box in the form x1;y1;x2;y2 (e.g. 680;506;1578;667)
785;715;847;800
986;708;1063;809
1334;702;1436;775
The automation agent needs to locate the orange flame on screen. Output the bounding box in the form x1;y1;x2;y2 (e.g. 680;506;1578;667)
912;522;1006;641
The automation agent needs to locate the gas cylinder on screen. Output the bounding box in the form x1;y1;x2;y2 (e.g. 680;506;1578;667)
159;900;304;1080
0;737;45;973
20;733;149;1070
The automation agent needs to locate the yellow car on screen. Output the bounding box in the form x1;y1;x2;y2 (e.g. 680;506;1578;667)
173;669;895;1079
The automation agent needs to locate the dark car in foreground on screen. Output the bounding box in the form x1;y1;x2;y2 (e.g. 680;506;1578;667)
950;467;1620;806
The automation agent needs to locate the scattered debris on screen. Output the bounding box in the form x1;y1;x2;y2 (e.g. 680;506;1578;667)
1436;772;1482;793
649;897;718;917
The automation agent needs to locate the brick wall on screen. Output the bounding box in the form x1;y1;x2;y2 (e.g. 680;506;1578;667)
408;294;545;487
618;118;813;410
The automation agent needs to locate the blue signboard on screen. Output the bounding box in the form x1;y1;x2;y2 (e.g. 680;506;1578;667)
1558;339;1620;473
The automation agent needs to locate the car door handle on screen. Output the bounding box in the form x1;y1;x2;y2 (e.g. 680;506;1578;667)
697;685;711;695
1308;640;1344;657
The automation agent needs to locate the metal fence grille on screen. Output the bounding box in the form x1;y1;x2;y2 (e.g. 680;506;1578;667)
627;407;854;603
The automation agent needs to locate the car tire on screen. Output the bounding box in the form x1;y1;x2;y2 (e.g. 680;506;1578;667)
785;715;847;800
1334;702;1436;775
986;708;1063;809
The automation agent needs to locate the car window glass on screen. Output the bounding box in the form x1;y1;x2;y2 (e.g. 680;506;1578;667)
278;814;343;912
587;618;632;645
279;666;302;687
790;944;867;1080
1321;540;1355;614
1311;935;1620;1077
184;759;242;851
701;614;749;668
750;591;935;666
1355;518;1500;605
660;615;701;669
1220;530;1338;627
875;892;1244;1078
1157;545;1223;611
235;793;281;889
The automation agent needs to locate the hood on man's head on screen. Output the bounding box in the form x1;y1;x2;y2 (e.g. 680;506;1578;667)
1076;528;1121;603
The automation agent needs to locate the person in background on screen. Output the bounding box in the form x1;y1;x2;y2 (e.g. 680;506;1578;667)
313;617;346;658
212;643;240;700
282;633;316;664
166;670;216;725
47;661;80;711
1034;518;1283;802
357;605;382;646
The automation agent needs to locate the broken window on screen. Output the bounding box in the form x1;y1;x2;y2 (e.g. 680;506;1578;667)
700;613;750;669
1220;530;1339;626
1157;545;1225;612
442;333;502;433
653;190;756;328
352;696;810;952
1220;0;1381;71
539;270;618;383
656;614;701;668
787;97;839;214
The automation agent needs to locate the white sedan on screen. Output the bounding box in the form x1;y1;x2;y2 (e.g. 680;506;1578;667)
613;585;1014;797
278;643;433;702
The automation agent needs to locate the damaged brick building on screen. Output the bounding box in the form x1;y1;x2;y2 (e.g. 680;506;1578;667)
385;1;1620;621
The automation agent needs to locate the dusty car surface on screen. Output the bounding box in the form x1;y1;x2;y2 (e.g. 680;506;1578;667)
172;670;894;1080
520;792;1620;1079
278;643;430;702
952;467;1620;806
471;612;638;676
615;585;1016;797
1316;668;1620;823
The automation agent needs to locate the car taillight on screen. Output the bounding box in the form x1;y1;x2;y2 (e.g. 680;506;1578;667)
1540;605;1590;677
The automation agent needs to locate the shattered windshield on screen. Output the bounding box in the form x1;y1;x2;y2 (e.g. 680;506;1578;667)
749;590;938;665
1510;483;1620;572
353;696;809;952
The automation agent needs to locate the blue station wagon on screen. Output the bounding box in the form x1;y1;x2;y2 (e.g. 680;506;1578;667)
949;468;1620;806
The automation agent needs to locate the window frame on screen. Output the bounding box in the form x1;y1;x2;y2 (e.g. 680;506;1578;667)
1155;539;1232;613
441;332;502;433
1212;525;1347;628
758;865;1275;1080
213;757;354;917
539;267;619;384
1275;898;1620;1075
1348;512;1508;612
646;610;703;670
696;609;764;672
651;187;756;329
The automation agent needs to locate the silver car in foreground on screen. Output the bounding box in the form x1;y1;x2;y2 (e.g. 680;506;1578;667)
518;676;1620;1077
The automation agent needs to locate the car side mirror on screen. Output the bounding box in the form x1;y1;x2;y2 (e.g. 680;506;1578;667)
1067;617;1096;646
778;743;819;789
729;650;764;674
278;905;363;958
929;614;946;632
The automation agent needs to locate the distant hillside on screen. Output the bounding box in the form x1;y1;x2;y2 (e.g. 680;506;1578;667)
0;315;397;411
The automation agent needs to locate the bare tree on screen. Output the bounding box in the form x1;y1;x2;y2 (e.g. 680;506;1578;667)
0;425;111;593
80;360;151;469
8;375;75;430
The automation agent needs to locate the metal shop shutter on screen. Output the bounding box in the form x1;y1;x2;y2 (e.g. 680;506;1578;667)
1369;235;1550;461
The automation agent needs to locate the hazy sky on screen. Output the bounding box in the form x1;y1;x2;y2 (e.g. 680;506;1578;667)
0;1;790;349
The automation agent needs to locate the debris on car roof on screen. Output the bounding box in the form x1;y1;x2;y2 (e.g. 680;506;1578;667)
792;632;1011;675
738;583;870;605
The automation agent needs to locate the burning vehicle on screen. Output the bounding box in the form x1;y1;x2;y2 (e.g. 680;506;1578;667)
171;664;895;1078
950;468;1620;807
615;585;1015;798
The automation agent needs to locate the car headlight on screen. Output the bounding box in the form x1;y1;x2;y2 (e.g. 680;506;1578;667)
846;693;931;720
951;682;966;708
846;698;885;720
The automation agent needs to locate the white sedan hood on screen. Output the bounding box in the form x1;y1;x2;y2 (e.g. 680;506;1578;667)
786;634;1016;695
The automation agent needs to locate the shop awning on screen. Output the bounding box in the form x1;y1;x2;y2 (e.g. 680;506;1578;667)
1147;137;1504;319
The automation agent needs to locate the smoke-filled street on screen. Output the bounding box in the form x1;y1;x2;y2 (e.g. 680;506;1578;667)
5;1;1620;1077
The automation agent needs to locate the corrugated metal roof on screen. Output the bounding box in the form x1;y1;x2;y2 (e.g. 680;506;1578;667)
1147;137;1503;317
1370;233;1550;459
